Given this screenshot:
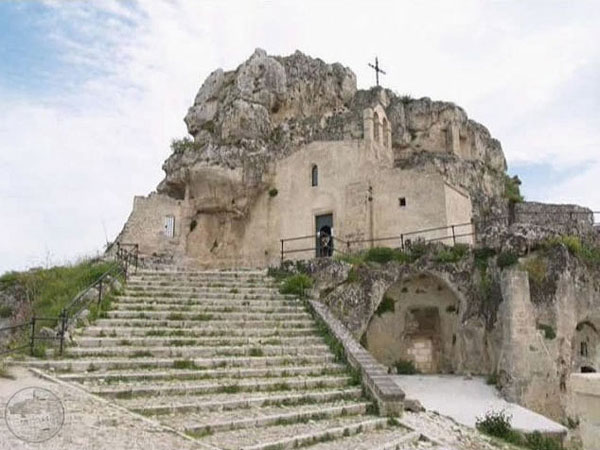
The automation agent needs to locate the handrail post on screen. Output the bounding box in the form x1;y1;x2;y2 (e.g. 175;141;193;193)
451;225;456;245
280;239;284;263
400;234;404;252
59;310;67;356
30;317;36;356
98;278;103;307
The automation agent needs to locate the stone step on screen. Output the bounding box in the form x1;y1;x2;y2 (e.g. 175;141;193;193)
104;310;311;321
78;326;319;338
118;292;293;300
111;302;303;313
126;387;363;415
63;343;331;359
56;363;347;384
195;415;388;450
124;286;281;295
113;297;299;307
130;273;268;282
28;354;336;372
126;280;277;289
180;401;370;434
297;428;421;450
74;335;324;348
89;374;354;398
93;318;316;329
134;269;266;275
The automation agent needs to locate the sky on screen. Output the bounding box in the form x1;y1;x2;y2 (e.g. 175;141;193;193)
0;0;599;274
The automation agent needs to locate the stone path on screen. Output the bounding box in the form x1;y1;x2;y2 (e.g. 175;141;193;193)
0;366;198;450
393;374;567;434
13;268;524;449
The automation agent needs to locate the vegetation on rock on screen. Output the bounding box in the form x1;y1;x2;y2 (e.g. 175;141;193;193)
279;274;313;298
504;174;524;203
476;410;562;450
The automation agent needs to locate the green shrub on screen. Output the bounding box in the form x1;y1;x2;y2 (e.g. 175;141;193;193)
537;323;556;340
364;247;398;264
31;343;47;359
268;188;278;197
504;174;524;203
474;247;496;270
170;137;203;154
497;251;519;269
476;410;515;440
280;274;313;297
476;410;563;449
435;244;469;263
486;372;498;386
0;305;13;318
375;296;395;316
521;257;547;285
394;359;419;375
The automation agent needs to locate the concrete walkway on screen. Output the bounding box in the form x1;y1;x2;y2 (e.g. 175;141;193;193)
393;374;567;434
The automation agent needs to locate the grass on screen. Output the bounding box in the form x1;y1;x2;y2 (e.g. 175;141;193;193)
0;259;120;323
249;347;264;357
476;410;562;450
521;256;547;285
544;235;600;266
434;244;469;263
279;274;313;298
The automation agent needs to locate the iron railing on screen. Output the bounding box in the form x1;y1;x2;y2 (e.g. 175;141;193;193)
280;210;599;261
0;243;138;357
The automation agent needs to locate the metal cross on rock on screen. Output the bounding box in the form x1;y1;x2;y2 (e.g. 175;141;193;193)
368;57;386;86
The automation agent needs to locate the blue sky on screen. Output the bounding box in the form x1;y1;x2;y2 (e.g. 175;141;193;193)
1;0;599;274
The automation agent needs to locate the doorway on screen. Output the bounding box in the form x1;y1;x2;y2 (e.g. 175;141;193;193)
316;214;333;258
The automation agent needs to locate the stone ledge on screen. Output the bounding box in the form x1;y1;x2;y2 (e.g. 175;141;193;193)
308;299;405;416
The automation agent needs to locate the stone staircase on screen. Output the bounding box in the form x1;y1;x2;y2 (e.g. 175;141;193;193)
29;268;438;449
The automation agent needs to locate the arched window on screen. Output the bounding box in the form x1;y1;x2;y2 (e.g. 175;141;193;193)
373;112;380;143
382;118;389;147
311;165;318;187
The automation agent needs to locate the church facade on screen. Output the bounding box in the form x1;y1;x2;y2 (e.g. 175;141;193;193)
117;99;473;267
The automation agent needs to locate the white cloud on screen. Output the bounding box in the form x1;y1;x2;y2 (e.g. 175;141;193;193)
1;0;599;273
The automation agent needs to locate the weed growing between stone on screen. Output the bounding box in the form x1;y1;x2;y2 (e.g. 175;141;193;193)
476;410;563;450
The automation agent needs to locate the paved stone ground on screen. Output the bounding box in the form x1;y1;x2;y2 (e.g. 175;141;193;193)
0;366;201;450
393;374;567;434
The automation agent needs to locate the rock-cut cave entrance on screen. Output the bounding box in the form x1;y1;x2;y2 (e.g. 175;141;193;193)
362;273;460;374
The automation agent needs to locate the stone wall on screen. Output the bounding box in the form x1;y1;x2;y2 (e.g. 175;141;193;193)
514;202;595;235
567;373;600;449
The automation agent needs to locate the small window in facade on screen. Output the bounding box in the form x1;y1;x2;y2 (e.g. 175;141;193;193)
399;197;407;207
164;215;175;238
311;165;318;187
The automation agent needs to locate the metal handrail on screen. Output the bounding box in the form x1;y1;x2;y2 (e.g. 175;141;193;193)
0;243;139;357
280;209;600;261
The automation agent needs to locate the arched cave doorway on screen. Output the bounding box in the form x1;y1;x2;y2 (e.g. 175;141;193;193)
573;320;600;373
362;273;460;373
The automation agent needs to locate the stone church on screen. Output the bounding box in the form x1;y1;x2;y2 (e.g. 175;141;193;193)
115;49;506;267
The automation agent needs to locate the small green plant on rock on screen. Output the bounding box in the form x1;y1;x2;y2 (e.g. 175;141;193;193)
537;323;556;340
268;188;278;197
375;296;395;316
497;251;519;269
280;274;313;298
393;358;419;375
435;244;469;263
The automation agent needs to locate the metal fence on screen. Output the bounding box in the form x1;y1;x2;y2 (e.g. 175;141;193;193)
0;243;138;357
280;210;600;262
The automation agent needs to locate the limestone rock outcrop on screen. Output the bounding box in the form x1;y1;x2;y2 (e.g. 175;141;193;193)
157;48;507;220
